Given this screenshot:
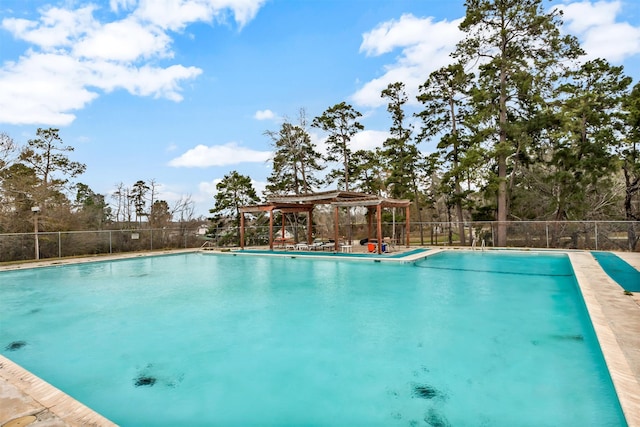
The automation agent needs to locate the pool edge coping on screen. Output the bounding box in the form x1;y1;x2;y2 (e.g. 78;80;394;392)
569;252;640;427
204;247;443;263
0;354;118;426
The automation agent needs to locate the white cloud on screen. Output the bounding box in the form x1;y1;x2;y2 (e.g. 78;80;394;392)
309;130;328;156
110;0;138;13
168;142;272;167
92;63;202;101
311;129;387;161
198;176;267;201
351;130;389;151
353;14;464;108
133;0;267;31
251;179;267;197
254;109;276;120
0;49;202;125
558;1;640;63
73;18;172;61
0;0;266;125
2;6;97;50
559;0;620;34
361;14;437;56
0;52;99;125
199;179;222;197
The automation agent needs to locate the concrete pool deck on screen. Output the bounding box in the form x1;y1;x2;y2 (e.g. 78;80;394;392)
1;248;639;427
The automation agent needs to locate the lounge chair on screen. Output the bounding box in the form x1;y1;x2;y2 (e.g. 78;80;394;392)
308;239;335;251
308;240;325;251
320;241;336;251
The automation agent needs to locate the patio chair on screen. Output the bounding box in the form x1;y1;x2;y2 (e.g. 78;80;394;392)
320;240;336;251
308;240;325;251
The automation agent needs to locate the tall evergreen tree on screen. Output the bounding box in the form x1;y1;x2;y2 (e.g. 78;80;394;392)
417;63;477;244
0;163;40;232
311;102;364;191
547;59;631;221
455;0;583;245
131;180;149;225
265;110;324;195
210;170;259;243
19;127;86;208
621;81;640;250
381;82;427;243
20;128;85;189
149;200;172;229
351;148;386;195
0;132;18;173
75;183;110;229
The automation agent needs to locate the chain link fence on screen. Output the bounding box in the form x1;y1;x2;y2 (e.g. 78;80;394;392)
0;228;203;263
207;221;640;252
408;221;639;252
1;221;638;263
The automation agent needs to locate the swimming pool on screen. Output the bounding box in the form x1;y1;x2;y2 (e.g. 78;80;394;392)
0;252;628;426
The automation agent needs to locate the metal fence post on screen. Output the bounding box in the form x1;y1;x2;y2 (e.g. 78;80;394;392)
595;222;598;251
109;231;112;254
491;224;495;247
58;232;62;258
546;222;549;248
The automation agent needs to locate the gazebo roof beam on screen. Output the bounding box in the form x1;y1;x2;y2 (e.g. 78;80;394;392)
267;190;376;204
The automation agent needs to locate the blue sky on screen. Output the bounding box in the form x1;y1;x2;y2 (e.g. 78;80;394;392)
1;0;639;218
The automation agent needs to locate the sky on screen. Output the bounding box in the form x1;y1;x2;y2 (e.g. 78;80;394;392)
1;0;640;219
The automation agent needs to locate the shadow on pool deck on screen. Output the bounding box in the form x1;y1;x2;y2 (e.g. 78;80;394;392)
1;248;639;427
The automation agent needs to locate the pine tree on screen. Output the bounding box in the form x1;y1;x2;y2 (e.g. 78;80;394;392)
455;0;583;245
210;171;259;244
621;81;640;250
265;110;324;196
381;82;428;244
311;102;364;191
417;63;477;244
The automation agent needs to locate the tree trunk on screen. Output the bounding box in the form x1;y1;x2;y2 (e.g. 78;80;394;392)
496;56;508;247
497;154;508;246
455;186;465;246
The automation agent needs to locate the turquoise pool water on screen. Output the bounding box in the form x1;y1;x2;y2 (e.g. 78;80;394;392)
0;252;627;426
592;251;640;292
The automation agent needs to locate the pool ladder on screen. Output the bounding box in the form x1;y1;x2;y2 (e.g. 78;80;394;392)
472;238;486;251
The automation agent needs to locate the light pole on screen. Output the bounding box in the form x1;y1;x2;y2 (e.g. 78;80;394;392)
31;206;40;260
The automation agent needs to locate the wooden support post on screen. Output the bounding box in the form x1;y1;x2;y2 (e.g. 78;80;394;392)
307;209;313;244
377;204;383;254
334;205;340;251
281;213;286;242
240;212;245;249
405;205;411;247
269;209;274;250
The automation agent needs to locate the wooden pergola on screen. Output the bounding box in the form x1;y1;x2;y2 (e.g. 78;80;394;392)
239;190;411;254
